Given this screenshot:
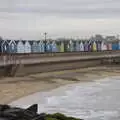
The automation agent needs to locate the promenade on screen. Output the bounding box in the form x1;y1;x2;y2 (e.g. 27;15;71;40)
0;51;120;66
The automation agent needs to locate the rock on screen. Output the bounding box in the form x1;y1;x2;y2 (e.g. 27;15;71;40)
0;104;83;120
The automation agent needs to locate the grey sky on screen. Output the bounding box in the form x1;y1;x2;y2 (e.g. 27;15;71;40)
0;0;120;39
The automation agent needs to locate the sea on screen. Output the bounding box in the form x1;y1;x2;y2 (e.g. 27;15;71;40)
10;76;120;120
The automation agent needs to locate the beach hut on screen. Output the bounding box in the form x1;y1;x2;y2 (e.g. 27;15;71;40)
51;40;58;52
69;40;74;52
46;40;52;52
112;42;119;50
79;41;84;51
1;40;9;53
84;41;89;52
96;40;102;51
8;40;17;53
17;40;25;53
40;41;45;53
88;40;92;52
63;40;67;52
56;41;61;52
118;41;120;50
24;41;31;53
36;41;41;53
60;41;64;52
92;41;97;52
66;40;71;52
31;41;38;53
0;40;3;53
101;41;107;51
75;41;80;52
107;43;112;51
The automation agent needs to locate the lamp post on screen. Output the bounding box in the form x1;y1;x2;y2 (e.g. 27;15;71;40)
44;32;47;52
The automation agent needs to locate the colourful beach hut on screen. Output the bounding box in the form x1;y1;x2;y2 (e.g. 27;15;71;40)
24;41;31;53
36;41;41;52
101;41;107;51
54;41;59;52
119;41;120;50
31;41;38;53
8;40;17;53
39;40;45;53
92;41;97;52
112;42;119;50
107;43;112;50
69;40;74;52
0;40;3;53
46;40;52;52
1;40;9;53
88;40;92;52
63;40;68;52
60;41;64;52
17;40;25;53
51;40;58;52
96;41;101;51
75;41;80;52
79;41;84;51
84;41;89;52
66;40;71;52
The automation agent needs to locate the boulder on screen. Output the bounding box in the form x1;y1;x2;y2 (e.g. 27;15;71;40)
0;104;83;120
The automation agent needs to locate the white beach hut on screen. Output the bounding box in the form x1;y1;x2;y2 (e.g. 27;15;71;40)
17;41;25;53
24;41;31;53
9;40;17;53
79;41;84;51
101;41;107;51
51;41;58;52
1;40;9;53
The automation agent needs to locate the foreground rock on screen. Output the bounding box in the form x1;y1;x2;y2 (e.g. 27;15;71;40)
0;104;83;120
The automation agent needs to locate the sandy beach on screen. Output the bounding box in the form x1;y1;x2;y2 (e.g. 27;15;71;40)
0;65;120;104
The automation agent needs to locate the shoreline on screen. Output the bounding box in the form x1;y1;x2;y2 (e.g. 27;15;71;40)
0;65;120;104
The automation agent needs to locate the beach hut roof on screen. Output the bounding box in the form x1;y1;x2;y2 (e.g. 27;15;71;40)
28;40;33;45
9;39;16;45
2;39;9;45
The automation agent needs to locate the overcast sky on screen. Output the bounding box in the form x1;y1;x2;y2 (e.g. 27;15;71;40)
0;0;120;39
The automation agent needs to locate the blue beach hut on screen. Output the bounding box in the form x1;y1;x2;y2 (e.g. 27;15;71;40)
31;41;38;53
1;40;9;53
36;41;41;53
17;40;25;53
39;40;45;53
112;43;119;50
46;40;51;52
24;41;31;53
51;40;58;52
8;40;17;53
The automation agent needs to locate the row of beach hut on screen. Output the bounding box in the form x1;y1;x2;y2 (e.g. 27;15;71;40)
0;39;120;53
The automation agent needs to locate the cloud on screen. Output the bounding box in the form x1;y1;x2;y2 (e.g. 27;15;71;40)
0;0;120;39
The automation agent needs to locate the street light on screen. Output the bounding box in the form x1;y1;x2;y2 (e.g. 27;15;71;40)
44;32;47;52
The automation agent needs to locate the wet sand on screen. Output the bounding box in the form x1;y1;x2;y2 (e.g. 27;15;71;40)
0;65;120;104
